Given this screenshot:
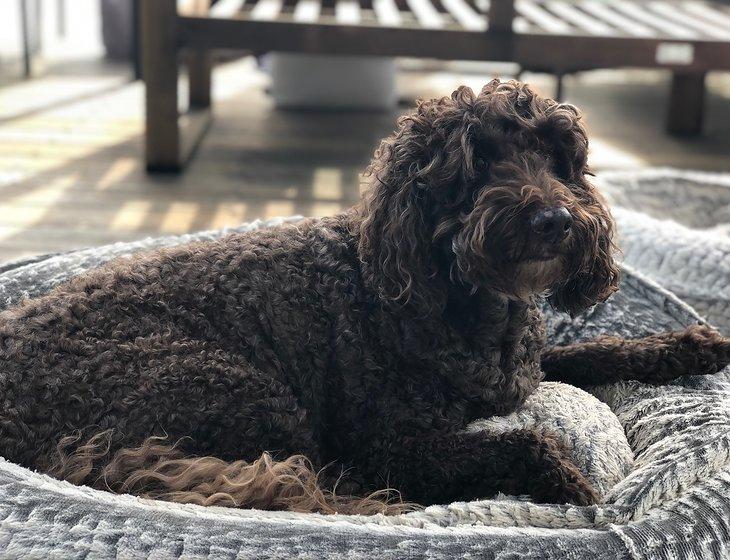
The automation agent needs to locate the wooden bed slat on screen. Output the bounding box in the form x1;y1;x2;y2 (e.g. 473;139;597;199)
515;0;572;33
405;0;445;28
210;0;246;17
293;0;321;21
372;0;403;26
545;1;614;34
178;0;211;16
649;1;730;39
681;1;730;29
609;0;698;38
335;0;362;24
513;15;531;31
250;0;284;19
579;1;655;37
204;0;730;41
441;0;487;30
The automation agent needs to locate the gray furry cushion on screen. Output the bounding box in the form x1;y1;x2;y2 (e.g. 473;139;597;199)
597;169;730;334
0;171;729;559
466;382;632;499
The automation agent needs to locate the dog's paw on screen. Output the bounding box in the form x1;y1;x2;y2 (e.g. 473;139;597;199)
525;432;600;506
647;325;730;382
530;468;600;506
683;325;730;375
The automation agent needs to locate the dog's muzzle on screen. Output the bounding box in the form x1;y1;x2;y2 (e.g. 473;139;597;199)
530;206;573;245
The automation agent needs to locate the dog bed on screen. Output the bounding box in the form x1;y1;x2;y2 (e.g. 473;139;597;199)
0;174;729;558
597;168;730;334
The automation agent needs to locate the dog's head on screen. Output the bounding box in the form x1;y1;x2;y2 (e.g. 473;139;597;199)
358;80;619;317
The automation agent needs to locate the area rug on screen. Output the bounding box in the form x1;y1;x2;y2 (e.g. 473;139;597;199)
0;170;728;559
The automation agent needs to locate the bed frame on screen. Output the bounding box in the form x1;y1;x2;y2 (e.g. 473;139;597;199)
141;0;730;171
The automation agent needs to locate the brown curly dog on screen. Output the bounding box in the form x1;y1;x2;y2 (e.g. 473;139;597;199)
1;80;728;514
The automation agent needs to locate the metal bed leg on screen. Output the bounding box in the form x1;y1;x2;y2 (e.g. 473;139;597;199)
57;0;66;37
142;0;213;172
142;0;181;171
188;50;212;109
667;71;705;136
555;73;565;102
20;0;32;78
132;0;142;81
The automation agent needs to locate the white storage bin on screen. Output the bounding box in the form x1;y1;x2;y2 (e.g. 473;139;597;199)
267;53;397;111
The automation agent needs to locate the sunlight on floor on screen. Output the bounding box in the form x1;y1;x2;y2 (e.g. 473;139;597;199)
95;157;138;191
160;202;200;234
312;168;344;200
588;139;647;169
211;202;250;229
110;200;153;232
0;173;77;243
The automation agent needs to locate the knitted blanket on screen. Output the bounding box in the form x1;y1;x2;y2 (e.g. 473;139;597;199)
0;171;728;559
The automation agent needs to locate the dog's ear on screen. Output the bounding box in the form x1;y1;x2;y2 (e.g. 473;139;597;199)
548;192;620;316
358;87;481;316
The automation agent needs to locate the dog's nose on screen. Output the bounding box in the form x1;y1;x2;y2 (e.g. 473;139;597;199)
530;206;573;243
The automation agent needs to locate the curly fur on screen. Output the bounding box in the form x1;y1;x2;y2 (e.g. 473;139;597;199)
50;431;411;514
1;80;728;514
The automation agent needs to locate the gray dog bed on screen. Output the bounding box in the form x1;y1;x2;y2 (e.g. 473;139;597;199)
0;171;729;559
597;169;730;335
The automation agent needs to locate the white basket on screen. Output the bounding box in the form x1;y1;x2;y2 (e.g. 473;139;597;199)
267;53;397;111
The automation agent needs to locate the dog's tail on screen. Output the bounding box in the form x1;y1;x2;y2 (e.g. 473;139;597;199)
47;430;413;515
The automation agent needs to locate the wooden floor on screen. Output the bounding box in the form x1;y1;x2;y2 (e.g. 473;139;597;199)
0;57;729;262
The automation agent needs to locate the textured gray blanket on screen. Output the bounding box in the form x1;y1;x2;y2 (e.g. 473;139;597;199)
597;169;730;334
0;171;728;559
